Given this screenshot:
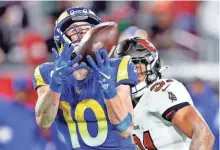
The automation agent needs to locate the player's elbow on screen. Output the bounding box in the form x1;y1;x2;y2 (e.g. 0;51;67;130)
37;121;51;130
36;115;53;129
206;131;215;146
210;134;215;145
201;131;215;149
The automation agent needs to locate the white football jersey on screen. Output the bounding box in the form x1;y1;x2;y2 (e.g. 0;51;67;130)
132;79;193;150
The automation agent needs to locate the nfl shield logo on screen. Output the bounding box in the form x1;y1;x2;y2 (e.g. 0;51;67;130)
75;87;82;94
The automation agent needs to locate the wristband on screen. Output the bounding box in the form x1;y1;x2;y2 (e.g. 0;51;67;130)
113;113;132;132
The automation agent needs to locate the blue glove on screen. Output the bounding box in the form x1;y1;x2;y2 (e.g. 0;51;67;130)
50;43;87;93
86;48;117;99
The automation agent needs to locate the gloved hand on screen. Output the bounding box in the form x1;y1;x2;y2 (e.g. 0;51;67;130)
87;48;117;99
50;43;87;93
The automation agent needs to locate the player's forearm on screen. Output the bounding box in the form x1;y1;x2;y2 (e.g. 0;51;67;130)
189;122;215;150
35;88;60;129
105;95;130;123
105;95;134;138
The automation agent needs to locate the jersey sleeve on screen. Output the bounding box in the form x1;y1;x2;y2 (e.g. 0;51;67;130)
152;80;193;122
115;56;138;87
33;63;53;90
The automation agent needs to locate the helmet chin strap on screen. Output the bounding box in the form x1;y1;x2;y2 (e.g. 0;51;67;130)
131;66;169;99
132;76;148;99
159;66;169;74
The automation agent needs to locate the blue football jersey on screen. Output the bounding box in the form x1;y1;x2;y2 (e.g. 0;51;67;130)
33;56;138;150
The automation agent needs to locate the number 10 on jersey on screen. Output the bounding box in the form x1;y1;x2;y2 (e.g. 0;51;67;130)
59;99;108;148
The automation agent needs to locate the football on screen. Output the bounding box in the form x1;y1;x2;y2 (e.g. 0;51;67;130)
75;22;119;59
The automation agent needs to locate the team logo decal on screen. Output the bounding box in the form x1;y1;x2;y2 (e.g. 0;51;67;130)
134;125;140;130
168;92;177;102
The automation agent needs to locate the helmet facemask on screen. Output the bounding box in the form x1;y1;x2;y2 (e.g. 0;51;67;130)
63;22;94;44
131;45;161;99
63;23;95;60
112;37;162;99
64;23;93;44
132;53;161;98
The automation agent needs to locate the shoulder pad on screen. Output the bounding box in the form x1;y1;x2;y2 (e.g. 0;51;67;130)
33;62;54;89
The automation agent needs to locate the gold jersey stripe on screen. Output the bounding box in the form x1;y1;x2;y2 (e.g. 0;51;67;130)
34;66;47;87
117;56;131;83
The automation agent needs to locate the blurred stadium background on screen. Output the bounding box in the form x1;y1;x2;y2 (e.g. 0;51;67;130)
0;1;219;150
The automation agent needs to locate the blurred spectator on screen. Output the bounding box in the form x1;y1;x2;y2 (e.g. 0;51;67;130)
8;31;48;66
197;1;219;39
119;26;148;42
11;77;35;108
146;1;205;62
45;14;56;53
197;1;219;62
147;1;174;50
0;5;12;54
0;2;28;54
12;78;31;103
171;1;200;33
91;1;107;14
186;79;219;150
0;77;70;150
102;4;135;26
0;48;5;64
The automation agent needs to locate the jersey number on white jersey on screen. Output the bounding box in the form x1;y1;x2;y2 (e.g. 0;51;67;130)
133;130;157;150
132;80;173;150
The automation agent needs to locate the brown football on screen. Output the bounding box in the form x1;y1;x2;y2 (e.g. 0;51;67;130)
75;22;119;59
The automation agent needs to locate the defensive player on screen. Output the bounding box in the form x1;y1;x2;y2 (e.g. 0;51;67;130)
33;7;138;150
113;37;215;150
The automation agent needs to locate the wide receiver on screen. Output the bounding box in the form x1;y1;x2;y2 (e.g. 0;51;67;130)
113;37;215;150
33;7;138;149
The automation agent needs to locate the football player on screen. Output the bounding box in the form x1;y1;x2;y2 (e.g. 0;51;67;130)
33;7;138;150
113;37;215;150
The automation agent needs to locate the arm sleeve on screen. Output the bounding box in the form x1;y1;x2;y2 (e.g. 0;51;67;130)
115;56;138;87
153;81;193;122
